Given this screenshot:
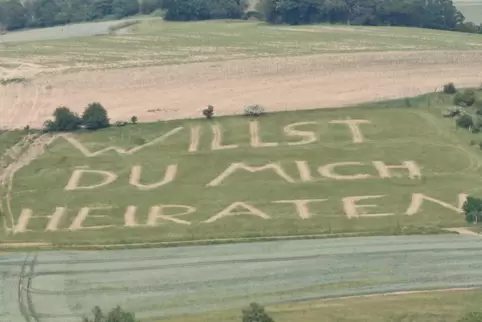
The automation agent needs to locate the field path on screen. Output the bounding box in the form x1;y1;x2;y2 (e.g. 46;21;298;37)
2;235;482;321
1;50;482;129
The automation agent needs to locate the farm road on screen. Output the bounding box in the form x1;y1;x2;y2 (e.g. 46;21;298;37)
2;235;482;322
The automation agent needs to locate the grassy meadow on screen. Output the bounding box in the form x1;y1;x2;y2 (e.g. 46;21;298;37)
160;289;482;322
1;19;482;71
1;91;482;246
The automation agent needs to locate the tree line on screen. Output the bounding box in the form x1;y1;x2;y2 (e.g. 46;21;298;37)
1;0;480;34
164;0;481;33
0;0;162;31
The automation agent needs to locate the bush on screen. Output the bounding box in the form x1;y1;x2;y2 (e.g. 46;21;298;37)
442;106;461;117
463;197;482;224
242;303;274;322
454;90;476;107
131;116;138;124
443;82;457;94
82;102;110;130
44;106;81;132
115;121;128;127
456;114;474;129
82;306;138;322
244;104;265;117
202;105;214;119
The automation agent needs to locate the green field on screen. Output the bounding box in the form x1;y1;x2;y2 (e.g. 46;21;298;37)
2;19;482;71
163;289;482;322
1;91;482;246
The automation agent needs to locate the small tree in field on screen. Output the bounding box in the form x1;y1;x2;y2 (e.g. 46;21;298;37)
202;105;214;119
82;306;138;322
82;102;109;130
463;196;482;224
242;303;274;322
443;82;457;94
131;116;138;124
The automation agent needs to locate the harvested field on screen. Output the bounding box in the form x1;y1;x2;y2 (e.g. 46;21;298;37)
0;20;481;129
1;50;482;129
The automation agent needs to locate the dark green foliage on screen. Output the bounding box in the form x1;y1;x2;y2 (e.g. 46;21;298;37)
162;0;246;20
242;303;274;322
0;0;479;33
443;82;457;94
254;0;472;31
454;90;476;107
456;114;473;129
82;305;138;322
202;105;214;119
475;100;482;115
131;116;138;124
463;197;482;224
112;0;139;18
44;106;82;132
140;0;163;14
82;102;110;130
0;0;153;31
0;0;28;30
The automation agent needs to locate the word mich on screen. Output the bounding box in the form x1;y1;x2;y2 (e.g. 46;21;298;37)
10;193;466;233
64;160;422;191
59;119;372;157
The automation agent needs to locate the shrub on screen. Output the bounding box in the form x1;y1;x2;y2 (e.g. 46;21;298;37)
244;104;265;117
202;105;214;119
44;106;81;132
454;90;476;107
463;197;482;224
442;106;461;117
82;305;138;322
82;102;110;130
443;82;457;94
131;116;138;124
242;303;274;322
456;114;474;129
115;121;128;127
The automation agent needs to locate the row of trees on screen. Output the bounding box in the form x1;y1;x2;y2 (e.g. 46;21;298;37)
0;0;163;31
45;102;110;132
255;0;478;31
2;0;479;33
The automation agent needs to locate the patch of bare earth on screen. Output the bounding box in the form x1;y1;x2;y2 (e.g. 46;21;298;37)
1;50;482;129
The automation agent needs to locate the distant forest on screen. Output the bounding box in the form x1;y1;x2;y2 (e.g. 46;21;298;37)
0;0;481;34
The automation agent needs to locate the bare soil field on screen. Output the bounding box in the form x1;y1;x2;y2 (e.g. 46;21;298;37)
1;50;482;129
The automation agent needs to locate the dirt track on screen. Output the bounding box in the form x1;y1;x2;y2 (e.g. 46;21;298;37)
1;50;482;129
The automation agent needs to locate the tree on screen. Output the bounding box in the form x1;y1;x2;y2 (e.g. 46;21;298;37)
139;0;163;14
463;196;482;224
44;106;82;132
82;102;110;130
82;306;138;322
112;0;140;18
0;0;28;30
242;303;274;322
